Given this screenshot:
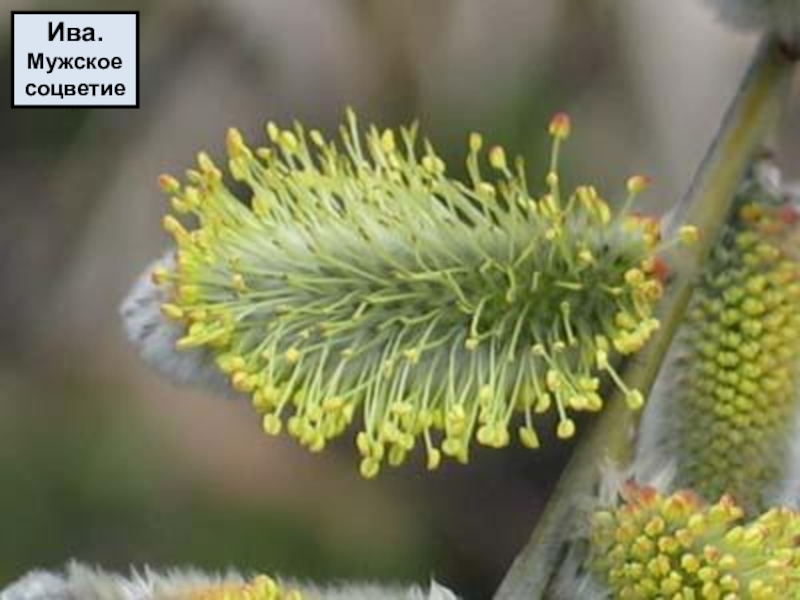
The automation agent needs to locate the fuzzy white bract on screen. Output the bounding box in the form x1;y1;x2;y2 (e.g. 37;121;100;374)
121;251;232;393
704;0;800;43
0;563;459;600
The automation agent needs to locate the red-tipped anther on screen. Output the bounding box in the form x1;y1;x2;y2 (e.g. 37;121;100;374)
627;175;652;195
651;257;670;284
158;174;181;194
780;204;798;225
628;212;663;240
548;112;571;139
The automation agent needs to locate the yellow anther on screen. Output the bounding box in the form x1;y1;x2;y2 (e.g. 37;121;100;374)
556;418;576;439
421;155;445;175
162;215;189;242
427;448;442;470
225;127;249;157
150;266;171;285
380;129;396;153
678;225;700;245
478;385;493;404
309;129;325;147
322;396;345;412
359;458;380;479
403;348;420;363
626;175;651;195
441;437;462;457
160;303;185;320
624;268;645;286
469;132;483;152
476;424;494;446
279;130;299;153
266;121;279;142
231;273;247;292
626;390;645;410
534;393;552;413
231;371;256;393
545;369;562;391
285;348;301;364
262;414;283;436
519;426;540;449
578;249;595;264
489;146;507;170
477;182;496;197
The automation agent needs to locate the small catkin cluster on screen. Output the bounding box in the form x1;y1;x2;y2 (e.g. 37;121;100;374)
179;575;300;600
174;575;302;600
150;109;685;478
0;564;457;600
672;194;800;511
589;484;800;599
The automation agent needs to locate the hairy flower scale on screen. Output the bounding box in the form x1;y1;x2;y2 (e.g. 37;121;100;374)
589;484;800;599
148;110;675;477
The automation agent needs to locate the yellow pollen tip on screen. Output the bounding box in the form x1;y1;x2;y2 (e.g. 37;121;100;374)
158;173;181;194
556;418;576;439
488;146;507;170
469;132;483;152
678;224;700;245
380;129;396;153
626;175;651;195
162;215;188;240
427;448;442;470
160;304;185;321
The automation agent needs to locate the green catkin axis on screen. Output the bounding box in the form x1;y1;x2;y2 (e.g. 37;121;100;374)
153;110;680;477
589;484;800;599
673;182;800;512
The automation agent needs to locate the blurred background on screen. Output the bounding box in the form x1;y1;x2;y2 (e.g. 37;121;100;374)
1;1;798;598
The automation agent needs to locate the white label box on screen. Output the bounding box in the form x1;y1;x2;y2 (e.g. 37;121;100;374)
11;11;139;108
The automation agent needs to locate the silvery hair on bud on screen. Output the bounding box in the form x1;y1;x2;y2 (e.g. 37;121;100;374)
0;563;459;600
120;251;233;394
704;0;800;43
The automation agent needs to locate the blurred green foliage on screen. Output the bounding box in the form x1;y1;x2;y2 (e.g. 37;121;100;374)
0;367;437;586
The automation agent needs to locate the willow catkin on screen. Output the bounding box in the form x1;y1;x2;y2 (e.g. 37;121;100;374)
588;484;800;599
635;167;800;513
122;111;690;477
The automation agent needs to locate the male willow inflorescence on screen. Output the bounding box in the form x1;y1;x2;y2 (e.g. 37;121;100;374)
589;484;800;599
168;574;301;600
126;110;693;478
635;166;800;513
